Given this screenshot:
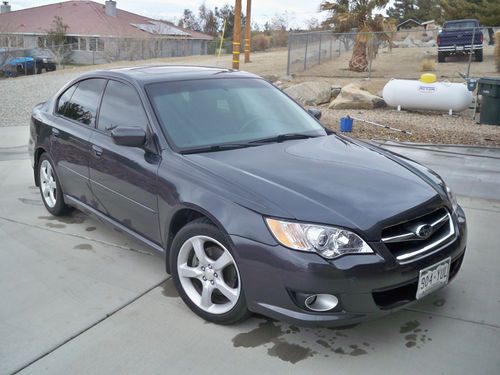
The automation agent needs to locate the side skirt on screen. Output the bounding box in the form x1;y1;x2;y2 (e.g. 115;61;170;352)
64;194;165;254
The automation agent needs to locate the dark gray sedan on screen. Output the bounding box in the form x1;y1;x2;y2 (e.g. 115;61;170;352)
28;66;467;326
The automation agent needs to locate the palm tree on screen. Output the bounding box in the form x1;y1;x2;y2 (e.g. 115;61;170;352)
321;0;390;72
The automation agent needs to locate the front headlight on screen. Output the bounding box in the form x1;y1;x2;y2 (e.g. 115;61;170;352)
42;58;48;63
265;218;373;259
445;185;458;212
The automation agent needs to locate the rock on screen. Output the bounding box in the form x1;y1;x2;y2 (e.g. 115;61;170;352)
279;75;294;82
261;74;279;83
423;40;437;47
331;85;342;99
284;81;332;105
328;83;386;110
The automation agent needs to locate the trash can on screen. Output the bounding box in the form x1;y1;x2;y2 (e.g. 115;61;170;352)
478;77;500;125
339;117;353;132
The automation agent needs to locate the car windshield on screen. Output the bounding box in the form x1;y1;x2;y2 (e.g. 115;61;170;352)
444;21;477;30
146;78;326;151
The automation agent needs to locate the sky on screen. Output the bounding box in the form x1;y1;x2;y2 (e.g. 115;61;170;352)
8;0;332;29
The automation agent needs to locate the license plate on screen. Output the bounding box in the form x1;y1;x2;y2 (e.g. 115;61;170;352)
456;46;464;51
416;257;451;299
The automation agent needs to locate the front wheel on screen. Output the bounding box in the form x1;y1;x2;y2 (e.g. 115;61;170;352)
38;154;71;216
438;51;446;63
170;219;251;324
474;49;483;62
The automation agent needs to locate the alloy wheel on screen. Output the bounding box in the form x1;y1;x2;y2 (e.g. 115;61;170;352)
177;235;241;314
39;159;57;208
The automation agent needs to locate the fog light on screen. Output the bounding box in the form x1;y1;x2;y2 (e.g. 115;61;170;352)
304;294;338;312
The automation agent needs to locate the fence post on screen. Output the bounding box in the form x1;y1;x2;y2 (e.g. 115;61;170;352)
304;33;309;71
286;32;292;76
466;26;476;78
318;32;322;65
329;35;333;60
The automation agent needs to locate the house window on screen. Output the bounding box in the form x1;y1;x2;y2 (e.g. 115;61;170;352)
89;37;104;52
79;37;87;51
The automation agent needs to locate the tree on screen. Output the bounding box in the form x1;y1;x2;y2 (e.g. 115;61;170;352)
386;0;417;22
198;4;219;36
178;9;201;31
321;0;390;72
46;16;71;66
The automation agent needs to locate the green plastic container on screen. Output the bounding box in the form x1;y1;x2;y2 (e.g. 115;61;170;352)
478;77;500;125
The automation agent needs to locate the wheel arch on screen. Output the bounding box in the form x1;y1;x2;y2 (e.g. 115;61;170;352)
33;146;47;186
164;204;229;274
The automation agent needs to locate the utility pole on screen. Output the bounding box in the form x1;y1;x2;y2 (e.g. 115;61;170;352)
232;0;241;69
244;0;252;63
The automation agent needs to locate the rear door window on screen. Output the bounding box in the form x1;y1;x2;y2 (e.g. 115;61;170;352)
63;78;106;126
56;84;77;115
97;80;148;133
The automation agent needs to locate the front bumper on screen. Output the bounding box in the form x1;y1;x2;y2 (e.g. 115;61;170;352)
231;206;467;327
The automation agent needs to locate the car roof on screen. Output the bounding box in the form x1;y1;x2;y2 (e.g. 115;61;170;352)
80;65;261;85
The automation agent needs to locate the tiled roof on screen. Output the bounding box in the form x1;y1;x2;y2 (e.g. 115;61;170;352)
0;1;212;39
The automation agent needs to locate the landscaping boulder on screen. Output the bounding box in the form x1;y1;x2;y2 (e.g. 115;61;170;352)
261;74;279;83
328;83;386;109
331;85;342;99
284;81;332;105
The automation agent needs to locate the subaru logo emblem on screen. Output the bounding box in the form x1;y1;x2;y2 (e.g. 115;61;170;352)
415;224;433;239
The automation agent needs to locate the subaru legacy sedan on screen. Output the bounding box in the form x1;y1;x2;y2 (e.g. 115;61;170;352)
28;66;467;326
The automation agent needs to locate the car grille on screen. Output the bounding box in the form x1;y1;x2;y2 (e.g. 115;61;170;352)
381;207;456;263
372;253;465;309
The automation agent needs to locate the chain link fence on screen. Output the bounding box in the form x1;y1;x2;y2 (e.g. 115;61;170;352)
287;27;499;80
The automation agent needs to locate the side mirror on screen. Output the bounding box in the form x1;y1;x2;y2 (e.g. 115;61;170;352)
307;108;322;120
111;127;146;147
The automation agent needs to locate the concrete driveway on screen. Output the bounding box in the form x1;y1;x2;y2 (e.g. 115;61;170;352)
1;127;499;374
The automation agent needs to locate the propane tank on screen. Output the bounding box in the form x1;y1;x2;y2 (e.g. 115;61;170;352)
382;74;473;114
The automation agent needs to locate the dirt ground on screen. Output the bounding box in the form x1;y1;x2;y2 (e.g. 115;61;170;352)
3;46;499;146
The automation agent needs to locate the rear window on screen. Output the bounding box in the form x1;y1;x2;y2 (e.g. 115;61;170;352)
62;78;106;126
444;21;477;30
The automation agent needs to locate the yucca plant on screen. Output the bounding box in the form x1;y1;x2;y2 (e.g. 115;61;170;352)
321;0;390;72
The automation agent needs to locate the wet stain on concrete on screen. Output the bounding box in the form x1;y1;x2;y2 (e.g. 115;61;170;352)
232;319;373;362
433;298;446;307
267;341;314;364
38;212;85;224
316;339;330;349
400;320;432;349
233;321;283;348
18;197;43;206
400;320;420;334
161;279;179;298
73;244;94;252
45;222;66;228
86;226;97;232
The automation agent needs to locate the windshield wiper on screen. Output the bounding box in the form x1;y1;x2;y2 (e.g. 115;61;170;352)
248;133;320;145
180;143;257;154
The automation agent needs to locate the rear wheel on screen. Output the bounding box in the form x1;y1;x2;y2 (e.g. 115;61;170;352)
474;49;483;62
38;154;71;216
170;218;250;324
438;51;446;63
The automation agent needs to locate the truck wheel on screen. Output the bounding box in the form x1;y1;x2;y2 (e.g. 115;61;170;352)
438;52;446;63
474;49;483;62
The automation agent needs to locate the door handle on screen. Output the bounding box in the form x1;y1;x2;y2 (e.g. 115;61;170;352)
91;145;103;157
52;128;60;137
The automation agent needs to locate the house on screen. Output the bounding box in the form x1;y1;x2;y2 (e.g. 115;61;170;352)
0;1;213;64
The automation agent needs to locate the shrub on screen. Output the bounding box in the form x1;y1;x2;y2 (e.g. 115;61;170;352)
420;57;436;72
252;34;271;51
270;30;288;48
495;32;500;72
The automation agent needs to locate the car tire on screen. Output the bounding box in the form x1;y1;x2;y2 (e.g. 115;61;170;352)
438;51;446;63
170;218;251;325
475;49;483;62
38;153;72;216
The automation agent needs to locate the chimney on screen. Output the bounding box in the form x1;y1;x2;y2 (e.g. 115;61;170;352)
1;1;11;14
105;0;116;17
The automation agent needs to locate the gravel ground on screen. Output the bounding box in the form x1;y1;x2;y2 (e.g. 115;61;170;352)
1;48;499;146
318;107;500;146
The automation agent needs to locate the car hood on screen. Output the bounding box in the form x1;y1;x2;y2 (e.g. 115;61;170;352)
184;135;443;240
